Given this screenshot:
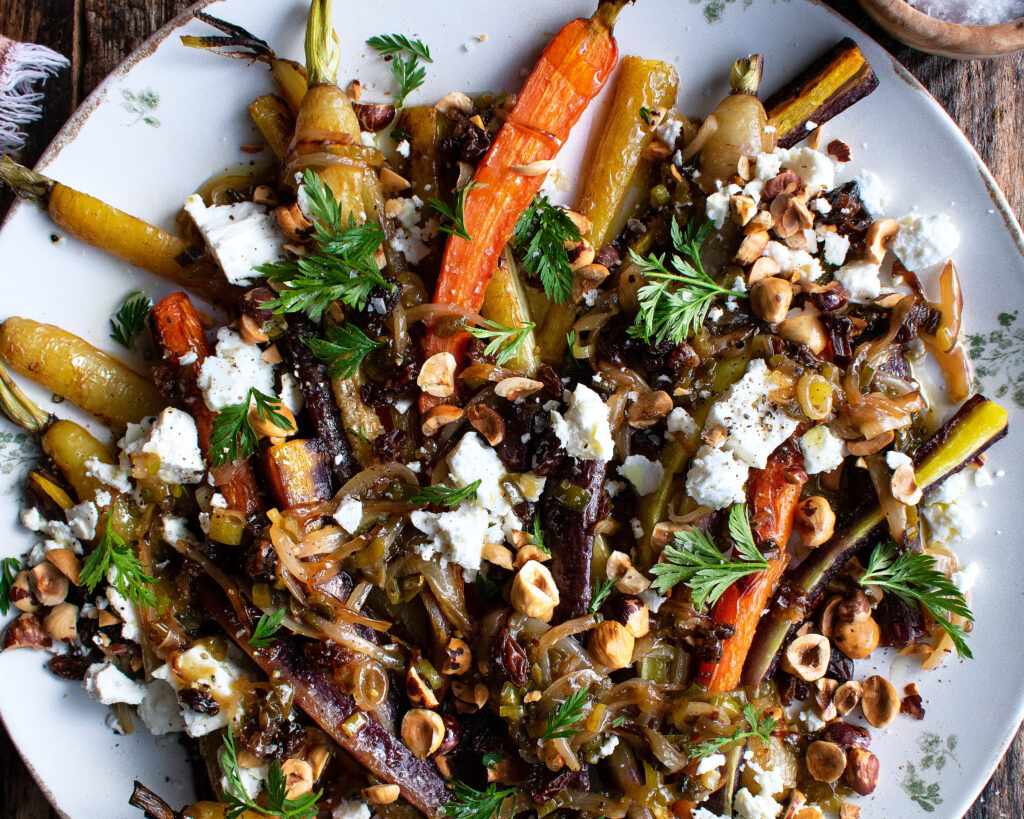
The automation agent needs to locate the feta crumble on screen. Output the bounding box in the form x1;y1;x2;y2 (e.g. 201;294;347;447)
119;407;205;484
198;328;277;412
834;259;882;301
183;195;286;286
799;426;846;475
891;213;961;271
685;445;748;510
84;662;146;706
550;384;614;462
333;498;364;534
822;231;850;267
854;168;889;216
619;454;664;497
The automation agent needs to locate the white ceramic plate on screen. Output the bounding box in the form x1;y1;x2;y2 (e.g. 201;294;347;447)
1;1;1022;816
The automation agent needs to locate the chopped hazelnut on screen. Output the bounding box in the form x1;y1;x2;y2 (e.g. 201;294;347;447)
406;665;439;708
434;92;473;116
778;314;828;355
380;168;412;194
750;277;793;324
589;621;634;670
441;637;473;676
605;550;651;594
780;633;831;681
890;462;923;505
834;680;863;716
861;675;900;728
615;596;650;639
735;229;770;265
806;740;847;783
417;353;457;398
494;377;543;401
43;603;79;642
482;542;515;571
363;784;401;804
30;562;68;607
421;404;464;437
247;399;296;440
280;758;314;799
794;496;836;548
626;390;673;429
2;613;52;651
401;708;446;760
511;560;560;621
9;571;38;613
466;404;505;445
844;747;880;795
864;218;899;265
730;194;757;226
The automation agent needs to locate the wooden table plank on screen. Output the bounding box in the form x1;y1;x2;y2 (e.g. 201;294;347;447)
0;1;1020;817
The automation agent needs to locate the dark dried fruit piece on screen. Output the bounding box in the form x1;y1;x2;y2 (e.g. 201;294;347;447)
495;627;529;686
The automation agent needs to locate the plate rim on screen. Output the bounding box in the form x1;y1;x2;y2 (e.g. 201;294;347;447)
1;1;1022;816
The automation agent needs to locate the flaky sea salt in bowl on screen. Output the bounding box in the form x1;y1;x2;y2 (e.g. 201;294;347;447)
858;0;1024;57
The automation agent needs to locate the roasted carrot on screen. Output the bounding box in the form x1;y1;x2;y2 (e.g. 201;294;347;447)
419;0;627;410
697;447;805;692
148;293;263;515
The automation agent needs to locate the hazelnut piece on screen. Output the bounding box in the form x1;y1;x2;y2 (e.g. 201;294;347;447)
813;678;838;721
750;278;793;324
844;747;880;795
401;708;446;760
794;496;835;548
2;613;52;651
441;637;472;676
748;256;781;284
839;804;861;819
510;159;557;177
30;562;69;607
434;92;473;116
43;603;79;642
605;550;651;595
363;784;401;804
734;230;770;265
510;560;560;622
806;740;847;783
418;353;457;398
864;218;899;265
589;621;635;670
730;194;757;226
778;315;827;355
466;404;505;445
280;758;314;799
494;377;543;401
861;675;900;728
248;399;296;440
421;404;464;437
406;665;439;708
780;633;830;681
615;596;650;639
46;548;82;585
890;462;923;505
833;680;863;716
9;571;39;613
833;615;880;660
626;390;673;429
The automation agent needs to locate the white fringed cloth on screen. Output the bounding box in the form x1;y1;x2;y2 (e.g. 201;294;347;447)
0;34;69;154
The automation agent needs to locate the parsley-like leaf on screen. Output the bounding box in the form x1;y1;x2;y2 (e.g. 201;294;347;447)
512;195;580;304
482;752;504;770
429;182;480;241
628;219;746;344
542;685;589;741
528;516;548;554
409;480;481;508
687;704;777;760
649;503;769;609
222;727;321;818
444;781;516;819
611;715;628;728
109;291;152;351
367;34;432;108
346;426;371;444
305;323;384;379
259;170;393;318
589;576;615;617
80;530;156;609
209;388;295;467
249;608;286;649
859;541;974;659
460;317;535;366
475;571;501;600
639;105;652;125
0;557;21;615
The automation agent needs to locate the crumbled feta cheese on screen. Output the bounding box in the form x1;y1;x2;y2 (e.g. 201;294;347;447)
654;114;684;148
388;195;439;264
733;786;783;819
137;680;186;735
219;744;269;799
835;259;882;301
21;508;81;553
395;139;411;158
550;384;614;462
183;195;286;286
974;467;994;487
854;169;889;216
762;240;823;282
151;645;245;738
696;753;726;775
411;504;491;572
84;662;146;706
106;586;141;642
796;706;827;733
667;407;699;438
178;351;198;367
891;213;961;270
85;457;132;494
448;433;511;516
822;232;850;267
754;152;782;180
278;371;305;416
333;801;372;819
747;758;789;798
160;514;197;547
358;131;377;147
198;328;277;412
65;501;98;540
120;408;205;484
605;479;624;498
586;734;620;763
777;146;835;192
333;498;363;534
799;426;846;475
811;197;832;215
705;182;742;229
630;517;644;538
686;445;748;510
953;561;980;593
704;359;799;469
94;489;112;508
619;454;664;497
921;471;974;545
692;810;729;819
707;306;724;322
886;450;913;470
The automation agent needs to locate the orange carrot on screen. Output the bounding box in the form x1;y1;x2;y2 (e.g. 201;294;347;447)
149;293;263;515
697;448;805;692
419;1;626;410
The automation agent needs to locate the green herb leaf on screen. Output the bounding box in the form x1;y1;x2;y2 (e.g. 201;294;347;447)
249;608;286;649
589;576;615;618
80;530;156;609
209;388;295;467
512;195;580;304
409;480;481;508
222;727;322;818
460;317;535;367
109;291;152;351
0;557;21;616
628;218;746;344
542;685;589;741
859;541;974;659
611;715;627;728
639;105;652;125
475;571;501;600
259;170;393;318
649;503;769;609
367;34;432;108
482;752;504;770
444;781;516;819
346;427;371;445
528;516;548;554
305;323;384;379
687;704;777;760
429;183;480;242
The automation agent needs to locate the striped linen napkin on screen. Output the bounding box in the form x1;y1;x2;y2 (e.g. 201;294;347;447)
0;34;69;153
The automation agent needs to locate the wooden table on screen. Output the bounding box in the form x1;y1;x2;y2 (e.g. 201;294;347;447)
0;1;1020;816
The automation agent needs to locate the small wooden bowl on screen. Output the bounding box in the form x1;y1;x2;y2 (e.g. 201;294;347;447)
858;0;1024;58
